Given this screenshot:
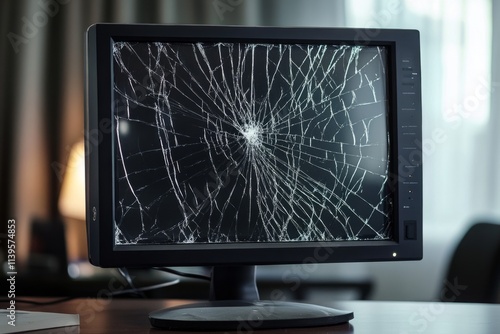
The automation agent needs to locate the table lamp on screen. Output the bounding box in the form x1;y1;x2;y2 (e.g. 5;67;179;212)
58;139;88;275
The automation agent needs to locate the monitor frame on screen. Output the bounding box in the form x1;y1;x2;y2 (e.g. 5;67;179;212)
85;23;422;268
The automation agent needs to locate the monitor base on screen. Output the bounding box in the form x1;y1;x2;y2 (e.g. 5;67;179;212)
149;300;353;331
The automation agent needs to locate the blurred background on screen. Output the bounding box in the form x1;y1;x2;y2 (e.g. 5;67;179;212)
1;0;499;303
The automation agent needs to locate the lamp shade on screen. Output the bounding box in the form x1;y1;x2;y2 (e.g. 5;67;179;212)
58;140;85;221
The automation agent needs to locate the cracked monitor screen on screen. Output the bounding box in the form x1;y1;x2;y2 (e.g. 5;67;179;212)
113;41;392;246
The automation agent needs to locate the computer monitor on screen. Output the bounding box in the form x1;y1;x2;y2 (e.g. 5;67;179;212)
85;24;422;330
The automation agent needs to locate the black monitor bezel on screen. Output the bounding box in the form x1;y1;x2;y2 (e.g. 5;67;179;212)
85;24;422;267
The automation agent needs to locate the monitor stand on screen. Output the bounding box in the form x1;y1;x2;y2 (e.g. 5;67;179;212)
149;265;353;330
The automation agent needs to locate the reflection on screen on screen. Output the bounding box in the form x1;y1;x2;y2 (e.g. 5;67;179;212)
112;41;392;245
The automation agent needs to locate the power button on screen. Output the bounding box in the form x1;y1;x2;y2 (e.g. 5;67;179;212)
404;220;417;240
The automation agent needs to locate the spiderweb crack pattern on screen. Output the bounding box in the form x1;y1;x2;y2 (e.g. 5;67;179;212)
112;41;392;245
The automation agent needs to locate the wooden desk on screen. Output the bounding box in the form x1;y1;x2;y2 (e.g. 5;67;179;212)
3;298;500;333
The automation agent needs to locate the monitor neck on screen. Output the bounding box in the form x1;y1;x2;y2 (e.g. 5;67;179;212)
209;265;260;301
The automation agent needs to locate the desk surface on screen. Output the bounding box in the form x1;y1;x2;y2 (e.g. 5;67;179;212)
2;298;500;333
